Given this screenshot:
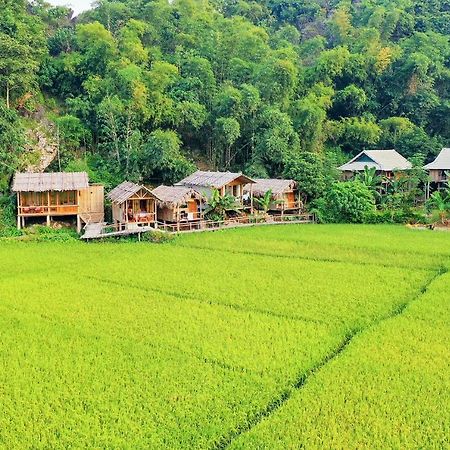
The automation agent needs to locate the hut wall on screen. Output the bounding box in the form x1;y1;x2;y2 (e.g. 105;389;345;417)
157;205;177;222
428;169;447;182
112;203;123;224
79;185;104;219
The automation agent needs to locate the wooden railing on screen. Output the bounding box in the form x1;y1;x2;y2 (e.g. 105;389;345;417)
18;205;78;215
157;213;315;233
271;201;302;211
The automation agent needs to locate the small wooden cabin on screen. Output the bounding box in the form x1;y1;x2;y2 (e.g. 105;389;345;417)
152;185;206;223
339;150;412;181
12;172;104;232
424;148;450;197
245;179;302;213
108;181;159;230
176;170;255;209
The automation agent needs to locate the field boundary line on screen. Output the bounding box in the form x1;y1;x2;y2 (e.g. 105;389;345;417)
85;275;329;326
211;266;448;449
175;243;438;272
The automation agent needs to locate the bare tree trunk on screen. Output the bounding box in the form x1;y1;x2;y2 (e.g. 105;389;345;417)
6;81;10;109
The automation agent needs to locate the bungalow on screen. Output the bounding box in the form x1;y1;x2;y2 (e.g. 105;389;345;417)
176;170;255;210
424;148;450;197
12;171;104;232
339;149;412;181
244;178;302;214
152;185;206;223
108;181;159;230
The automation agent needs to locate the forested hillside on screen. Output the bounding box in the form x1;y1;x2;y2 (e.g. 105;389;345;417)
1;0;449;193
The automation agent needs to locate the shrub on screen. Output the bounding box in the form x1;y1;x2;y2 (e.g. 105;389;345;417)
140;230;175;243
316;181;375;223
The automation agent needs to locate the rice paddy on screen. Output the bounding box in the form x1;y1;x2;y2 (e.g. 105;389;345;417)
0;224;448;448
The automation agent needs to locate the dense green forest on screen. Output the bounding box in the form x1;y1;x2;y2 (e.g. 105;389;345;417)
0;0;449;196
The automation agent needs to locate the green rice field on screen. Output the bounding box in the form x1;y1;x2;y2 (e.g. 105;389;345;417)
0;224;449;448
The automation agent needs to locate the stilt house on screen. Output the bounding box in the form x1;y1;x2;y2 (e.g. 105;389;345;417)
152;185;205;223
12;172;104;232
245;179;302;213
176;171;255;209
424;148;450;196
108;181;159;229
339;150;412;180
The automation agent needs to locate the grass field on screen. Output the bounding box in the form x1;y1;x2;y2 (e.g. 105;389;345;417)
0;224;449;448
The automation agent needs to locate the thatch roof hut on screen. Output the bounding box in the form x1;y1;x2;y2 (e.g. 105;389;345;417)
12;172;103;231
244;178;300;212
152;185;205;222
176;170;255;209
108;181;160;228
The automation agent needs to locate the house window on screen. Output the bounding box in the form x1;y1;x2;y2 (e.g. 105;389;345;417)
59;191;76;205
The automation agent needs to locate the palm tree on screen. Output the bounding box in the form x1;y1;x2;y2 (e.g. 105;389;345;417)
427;191;450;225
204;189;240;221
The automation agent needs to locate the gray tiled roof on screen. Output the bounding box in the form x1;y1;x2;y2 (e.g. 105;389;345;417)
424;148;450;170
339;150;412;172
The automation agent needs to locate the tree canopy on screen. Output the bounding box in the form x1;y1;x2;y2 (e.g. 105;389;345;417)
0;0;448;190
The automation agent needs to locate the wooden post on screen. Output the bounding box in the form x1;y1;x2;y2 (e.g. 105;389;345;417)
16;193;21;230
76;215;81;233
250;184;254;214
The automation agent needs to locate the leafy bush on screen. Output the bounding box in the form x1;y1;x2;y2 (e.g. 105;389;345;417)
316;181;375;223
17;225;78;242
365;209;428;224
140;230;174;243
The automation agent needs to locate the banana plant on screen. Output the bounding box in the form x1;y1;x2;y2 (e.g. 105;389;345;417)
204;189;240;221
427;190;450;225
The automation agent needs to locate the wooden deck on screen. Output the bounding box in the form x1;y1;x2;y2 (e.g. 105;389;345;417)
81;214;315;240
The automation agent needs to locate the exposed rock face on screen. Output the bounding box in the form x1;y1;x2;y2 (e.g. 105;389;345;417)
25;128;58;172
24;108;59;173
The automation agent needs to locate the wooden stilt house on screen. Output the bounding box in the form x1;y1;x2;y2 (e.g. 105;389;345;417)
176;170;255;210
424;148;450;198
339;150;412;181
12;172;104;232
152;185;206;223
108;181;159;230
244;179;302;213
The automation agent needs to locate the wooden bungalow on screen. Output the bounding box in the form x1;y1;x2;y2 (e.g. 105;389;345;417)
12;172;104;232
244;179;302;214
152;185;206;223
339;150;412;181
424;148;450;198
176;170;255;210
108;181;159;230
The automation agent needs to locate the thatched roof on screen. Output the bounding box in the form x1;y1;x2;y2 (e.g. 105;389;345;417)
12;172;89;192
339;150;412;172
176;171;255;189
108;181;159;204
245;179;297;197
152;185;205;207
424;148;450;170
